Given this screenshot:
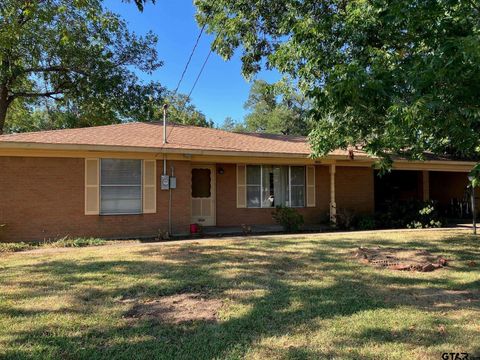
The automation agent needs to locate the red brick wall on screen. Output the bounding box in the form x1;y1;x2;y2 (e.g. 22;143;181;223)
0;157;191;242
336;166;375;214
215;164;374;226
430;171;469;204
0;157;376;242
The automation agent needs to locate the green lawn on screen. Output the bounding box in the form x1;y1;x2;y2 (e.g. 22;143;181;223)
0;230;479;359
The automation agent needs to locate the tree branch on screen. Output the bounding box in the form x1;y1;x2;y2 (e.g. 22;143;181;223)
16;0;46;27
9;90;64;100
21;66;88;76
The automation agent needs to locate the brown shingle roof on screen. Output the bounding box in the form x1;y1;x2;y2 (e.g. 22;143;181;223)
0;122;367;158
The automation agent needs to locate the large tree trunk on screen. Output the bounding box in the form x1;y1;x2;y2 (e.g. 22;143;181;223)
0;85;8;135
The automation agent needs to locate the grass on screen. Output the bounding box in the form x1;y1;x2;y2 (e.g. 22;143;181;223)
0;229;479;359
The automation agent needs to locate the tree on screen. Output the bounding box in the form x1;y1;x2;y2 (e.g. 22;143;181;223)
128;0;154;12
0;0;163;134
194;0;480;164
243;80;310;136
220;116;245;132
162;92;213;128
5;91;214;132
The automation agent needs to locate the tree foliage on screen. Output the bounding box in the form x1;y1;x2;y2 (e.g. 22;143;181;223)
220;116;245;132
126;0;154;12
162;92;213;128
194;0;480;164
243;80;310;136
0;0;163;134
5;91;214;132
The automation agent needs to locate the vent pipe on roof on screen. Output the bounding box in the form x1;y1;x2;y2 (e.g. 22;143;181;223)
162;103;168;144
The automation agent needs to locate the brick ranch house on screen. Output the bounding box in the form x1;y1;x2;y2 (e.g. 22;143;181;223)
0;122;477;242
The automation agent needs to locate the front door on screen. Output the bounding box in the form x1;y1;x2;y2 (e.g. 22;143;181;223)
191;165;216;226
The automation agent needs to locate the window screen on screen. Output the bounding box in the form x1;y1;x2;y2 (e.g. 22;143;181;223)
192;168;211;198
100;159;142;214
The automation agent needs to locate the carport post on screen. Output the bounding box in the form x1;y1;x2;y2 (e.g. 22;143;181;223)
422;170;430;201
472;186;477;235
329;164;336;224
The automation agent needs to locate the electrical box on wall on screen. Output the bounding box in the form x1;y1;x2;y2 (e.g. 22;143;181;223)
161;175;170;190
169;176;177;189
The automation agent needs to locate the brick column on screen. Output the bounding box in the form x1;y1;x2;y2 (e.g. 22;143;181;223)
422;170;430;201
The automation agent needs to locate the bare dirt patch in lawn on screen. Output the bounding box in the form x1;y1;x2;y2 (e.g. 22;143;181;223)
123;293;222;324
354;247;448;272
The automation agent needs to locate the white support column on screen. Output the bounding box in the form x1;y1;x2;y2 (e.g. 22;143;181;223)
330;164;337;223
422;170;430;201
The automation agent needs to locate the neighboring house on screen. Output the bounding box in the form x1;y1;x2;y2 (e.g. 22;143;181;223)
0;122;476;242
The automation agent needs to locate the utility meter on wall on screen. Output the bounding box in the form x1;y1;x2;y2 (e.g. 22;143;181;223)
161;175;170;190
169;176;177;189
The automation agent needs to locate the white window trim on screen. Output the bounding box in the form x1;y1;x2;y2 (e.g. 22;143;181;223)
99;159;144;216
246;165;306;209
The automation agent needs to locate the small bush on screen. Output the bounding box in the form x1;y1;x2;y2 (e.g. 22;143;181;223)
407;204;442;229
356;215;376;230
335;208;356;230
376;200;443;229
0;242;31;253
156;229;170;241
272;206;304;233
47;237;107;248
318;213;331;225
241;224;252;236
0;237;108;253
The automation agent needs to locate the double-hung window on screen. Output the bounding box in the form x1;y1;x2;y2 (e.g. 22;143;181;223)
246;165;305;208
100;159;142;215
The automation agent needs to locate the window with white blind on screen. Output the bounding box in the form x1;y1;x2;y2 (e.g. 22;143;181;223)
246;165;305;208
100;159;142;215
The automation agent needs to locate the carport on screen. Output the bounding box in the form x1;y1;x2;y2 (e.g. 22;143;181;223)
374;162;478;220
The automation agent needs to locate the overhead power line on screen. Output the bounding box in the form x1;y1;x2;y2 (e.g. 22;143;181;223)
187;33;220;99
173;23;207;95
187;48;212;99
165;26;219;143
